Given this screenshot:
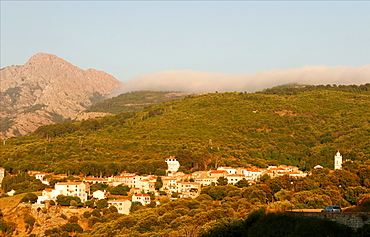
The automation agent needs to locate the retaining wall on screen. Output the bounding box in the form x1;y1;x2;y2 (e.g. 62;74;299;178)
288;212;370;229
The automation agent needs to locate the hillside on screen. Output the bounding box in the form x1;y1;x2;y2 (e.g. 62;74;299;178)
0;84;369;176
84;91;194;114
0;53;121;139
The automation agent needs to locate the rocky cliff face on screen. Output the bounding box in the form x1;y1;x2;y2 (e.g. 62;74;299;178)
0;53;121;139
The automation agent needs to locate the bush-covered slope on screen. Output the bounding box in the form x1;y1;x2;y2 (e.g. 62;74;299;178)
0;85;369;176
85;90;193;114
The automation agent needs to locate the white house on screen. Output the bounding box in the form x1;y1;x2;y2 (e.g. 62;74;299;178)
35;173;47;181
7;189;16;196
176;182;201;198
217;167;237;175
225;174;245;185
109;174;155;189
92;190;107;200
194;177;218;186
37;188;62;204
162;178;178;194
136;177;156;193
108;199;131;215
132;194;151;205
208;170;228;178
241;168;264;180
84;177;108;185
54;182;90;203
37;182;90;204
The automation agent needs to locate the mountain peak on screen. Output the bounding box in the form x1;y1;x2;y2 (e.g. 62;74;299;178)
25;52;70;66
1;53;121;139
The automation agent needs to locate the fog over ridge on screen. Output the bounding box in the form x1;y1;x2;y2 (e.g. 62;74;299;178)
120;65;370;93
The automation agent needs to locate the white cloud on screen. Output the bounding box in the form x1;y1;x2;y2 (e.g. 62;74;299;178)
120;65;370;93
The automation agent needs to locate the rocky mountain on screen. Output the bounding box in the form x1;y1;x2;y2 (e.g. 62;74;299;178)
0;53;121;139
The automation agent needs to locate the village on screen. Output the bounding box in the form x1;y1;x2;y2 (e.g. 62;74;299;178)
0;152;344;216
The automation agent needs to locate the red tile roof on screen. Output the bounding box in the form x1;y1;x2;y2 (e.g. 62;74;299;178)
209;170;228;174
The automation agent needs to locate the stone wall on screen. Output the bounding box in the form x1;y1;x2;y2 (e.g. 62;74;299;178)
288;212;370;229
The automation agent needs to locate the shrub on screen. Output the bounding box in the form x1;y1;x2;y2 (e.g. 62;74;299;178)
88;217;101;228
96;199;108;209
109;205;118;213
69;216;79;223
60;223;83;233
91;209;101;217
83;211;91;218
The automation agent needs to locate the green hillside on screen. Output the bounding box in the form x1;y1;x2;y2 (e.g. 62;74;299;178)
1;84;369;176
85;90;193;114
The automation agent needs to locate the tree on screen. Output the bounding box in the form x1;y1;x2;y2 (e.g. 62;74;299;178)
344;186;370;205
107;185;130;196
83;211;91;218
274;189;293;202
24;214;36;233
20;193;38;203
88;217;101;228
60;223;83;234
202;217;244;237
68;216;79;223
259;174;271;183
266;175;291;194
56;195;81;206
201;186;228;200
241;186;267;203
235;178;249;188
155;177;163;190
96;199;108;209
70;200;78;207
85;199;95;208
358;166;370;184
91;209;101;218
109;205;118;213
90;183;109;192
217;177;228;186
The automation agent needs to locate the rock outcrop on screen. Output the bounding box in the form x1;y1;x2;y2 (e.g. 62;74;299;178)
0;53;121;139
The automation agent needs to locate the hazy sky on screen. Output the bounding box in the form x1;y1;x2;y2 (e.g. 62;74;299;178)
1;1;369;82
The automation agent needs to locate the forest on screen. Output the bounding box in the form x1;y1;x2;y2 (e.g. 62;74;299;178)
0;84;369;176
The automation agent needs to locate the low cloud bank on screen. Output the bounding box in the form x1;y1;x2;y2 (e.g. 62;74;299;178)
120;65;370;93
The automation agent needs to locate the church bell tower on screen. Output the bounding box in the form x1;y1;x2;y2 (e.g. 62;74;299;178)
334;151;342;170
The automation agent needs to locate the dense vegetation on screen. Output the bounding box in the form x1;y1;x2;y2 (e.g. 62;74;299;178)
0;84;369;176
201;211;355;237
86;90;193;114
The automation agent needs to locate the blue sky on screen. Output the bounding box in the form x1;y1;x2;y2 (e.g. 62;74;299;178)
1;1;369;82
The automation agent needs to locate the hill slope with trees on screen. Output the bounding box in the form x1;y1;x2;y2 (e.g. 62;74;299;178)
85;91;194;114
0;84;369;176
